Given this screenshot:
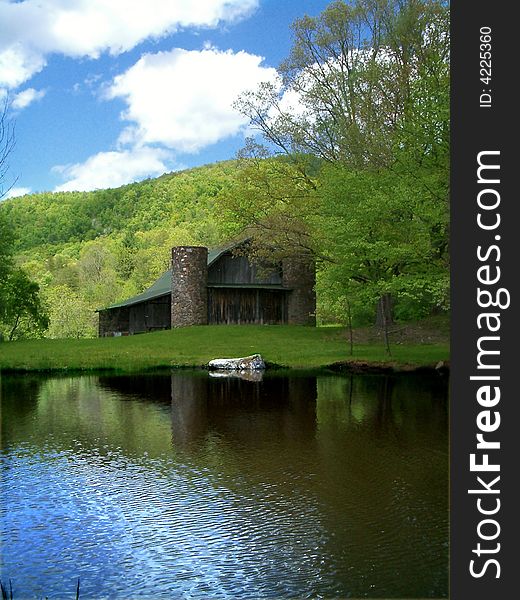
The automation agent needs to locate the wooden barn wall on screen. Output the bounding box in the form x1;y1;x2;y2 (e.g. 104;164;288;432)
100;297;170;336
208;254;282;285
208;288;287;325
99;307;130;336
129;296;171;333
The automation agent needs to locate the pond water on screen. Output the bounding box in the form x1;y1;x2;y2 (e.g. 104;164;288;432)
0;370;448;599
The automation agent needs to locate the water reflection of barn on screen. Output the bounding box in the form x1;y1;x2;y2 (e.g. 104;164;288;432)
95;372;319;450
170;373;318;448
97;240;315;336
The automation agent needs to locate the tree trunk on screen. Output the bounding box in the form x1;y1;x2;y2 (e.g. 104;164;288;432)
8;313;21;341
375;293;394;329
376;294;393;356
345;297;354;356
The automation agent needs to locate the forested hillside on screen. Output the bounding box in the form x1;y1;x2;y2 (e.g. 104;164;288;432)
0;161;243;338
3;161;239;253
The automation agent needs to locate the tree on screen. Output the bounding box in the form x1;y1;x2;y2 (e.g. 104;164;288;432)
0;211;15;331
0;209;14;279
230;0;450;340
316;165;449;351
238;0;449;171
44;285;96;339
219;143;322;263
0;268;49;340
77;240;120;307
0;99;16;287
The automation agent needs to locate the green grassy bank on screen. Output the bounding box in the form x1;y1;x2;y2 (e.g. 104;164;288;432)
0;320;449;373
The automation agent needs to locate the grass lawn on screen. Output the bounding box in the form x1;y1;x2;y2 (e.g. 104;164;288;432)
0;318;449;373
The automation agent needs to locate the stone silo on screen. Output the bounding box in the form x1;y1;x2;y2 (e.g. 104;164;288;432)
171;246;208;327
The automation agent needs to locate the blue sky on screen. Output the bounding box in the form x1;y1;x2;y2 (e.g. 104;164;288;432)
0;0;331;198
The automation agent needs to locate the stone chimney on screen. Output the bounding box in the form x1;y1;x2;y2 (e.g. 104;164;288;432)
171;246;208;327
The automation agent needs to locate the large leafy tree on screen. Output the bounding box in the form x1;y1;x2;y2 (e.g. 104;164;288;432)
316;165;448;349
230;0;449;336
0;211;49;340
1;268;49;340
239;0;449;170
44;285;96;339
0;211;15;322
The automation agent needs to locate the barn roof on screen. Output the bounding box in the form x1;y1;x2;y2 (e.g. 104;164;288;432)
98;239;247;311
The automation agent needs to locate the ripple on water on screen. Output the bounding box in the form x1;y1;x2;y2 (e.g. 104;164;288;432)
2;448;336;598
1;373;448;599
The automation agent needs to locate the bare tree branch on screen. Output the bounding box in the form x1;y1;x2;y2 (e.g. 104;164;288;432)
0;97;17;200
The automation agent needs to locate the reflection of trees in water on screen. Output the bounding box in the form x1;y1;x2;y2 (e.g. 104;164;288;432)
97;372;173;404
315;373;449;599
170;374;209;448
2;373;177;458
2;370;448;473
324;373;449;441
374;375;394;434
1;374;43;444
96;370;448;459
1;373;42;405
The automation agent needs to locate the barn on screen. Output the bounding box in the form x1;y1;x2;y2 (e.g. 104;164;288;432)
97;240;315;336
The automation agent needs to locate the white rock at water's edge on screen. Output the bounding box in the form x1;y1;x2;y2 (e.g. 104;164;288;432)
208;354;266;371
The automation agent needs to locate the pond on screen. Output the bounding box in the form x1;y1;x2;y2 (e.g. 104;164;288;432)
0;370;448;599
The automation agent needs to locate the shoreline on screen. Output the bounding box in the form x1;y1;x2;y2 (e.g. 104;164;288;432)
0;359;450;376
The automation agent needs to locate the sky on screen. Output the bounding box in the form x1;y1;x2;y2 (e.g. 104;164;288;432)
0;0;331;198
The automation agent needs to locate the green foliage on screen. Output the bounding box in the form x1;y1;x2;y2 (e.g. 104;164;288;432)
0;162;237;253
316;165;449;322
0;268;49;341
219;149;320;264
0;210;14;286
239;0;449;169
0;211;48;341
43;285;97;339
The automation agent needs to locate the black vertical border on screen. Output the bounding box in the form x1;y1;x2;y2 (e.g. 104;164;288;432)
451;1;517;598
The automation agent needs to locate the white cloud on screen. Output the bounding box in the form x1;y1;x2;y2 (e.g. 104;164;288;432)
107;47;277;153
11;87;46;110
0;43;46;89
3;186;31;199
0;0;259;88
53;146;172;192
